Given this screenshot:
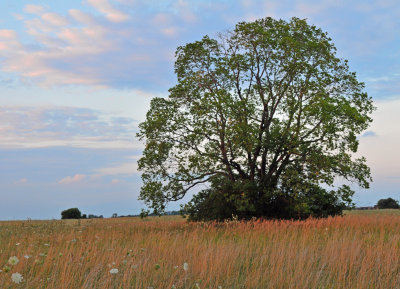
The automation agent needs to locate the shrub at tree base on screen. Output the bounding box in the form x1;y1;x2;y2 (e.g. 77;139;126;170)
137;17;374;221
61;208;82;219
183;179;354;221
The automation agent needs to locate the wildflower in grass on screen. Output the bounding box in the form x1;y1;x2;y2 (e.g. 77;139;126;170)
44;243;50;246
195;283;200;289
173;265;178;269
8;256;19;265
3;266;11;272
11;272;23;284
109;268;118;274
24;255;30;259
183;262;189;272
16;243;20;246
71;239;77;242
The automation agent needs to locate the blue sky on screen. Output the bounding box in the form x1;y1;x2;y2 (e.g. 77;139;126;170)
0;0;399;219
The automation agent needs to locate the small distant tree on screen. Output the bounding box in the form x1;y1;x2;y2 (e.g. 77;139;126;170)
140;209;149;219
376;198;400;209
61;208;82;219
82;214;87;219
112;213;118;218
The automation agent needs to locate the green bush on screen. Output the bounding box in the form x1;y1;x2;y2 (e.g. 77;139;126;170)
377;198;400;209
61;208;82;219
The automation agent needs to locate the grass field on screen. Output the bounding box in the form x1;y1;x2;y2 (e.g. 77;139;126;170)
1;211;400;288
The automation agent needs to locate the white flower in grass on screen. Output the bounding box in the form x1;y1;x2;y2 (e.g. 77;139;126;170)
183;262;189;272
24;255;30;259
109;268;118;274
8;256;19;265
44;243;50;246
16;243;20;246
195;283;200;289
11;272;23;284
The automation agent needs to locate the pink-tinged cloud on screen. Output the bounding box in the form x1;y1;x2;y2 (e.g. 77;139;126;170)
87;0;130;22
59;174;86;184
16;178;28;184
0;30;17;39
68;9;95;25
41;13;69;26
1;0;398;91
24;4;46;15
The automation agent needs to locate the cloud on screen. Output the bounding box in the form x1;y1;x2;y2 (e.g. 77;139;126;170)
24;4;46;15
0;105;141;149
87;0;130;22
0;0;399;96
357;99;400;179
360;131;377;138
93;155;139;176
0;1;231;89
59;174;86;184
15;178;28;184
42;13;69;27
0;29;17;39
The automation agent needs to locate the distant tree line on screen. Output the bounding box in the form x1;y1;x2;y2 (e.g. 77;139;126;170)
61;208;181;220
354;198;400;210
61;208;103;219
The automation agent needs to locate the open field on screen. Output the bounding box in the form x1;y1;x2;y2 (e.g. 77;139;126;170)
1;212;400;288
345;209;400;216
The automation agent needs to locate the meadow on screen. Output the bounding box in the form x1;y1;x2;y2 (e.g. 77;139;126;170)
1;210;400;289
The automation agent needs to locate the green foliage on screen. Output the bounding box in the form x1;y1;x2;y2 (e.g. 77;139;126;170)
376;198;400;209
137;17;374;221
140;209;150;219
61;208;82;219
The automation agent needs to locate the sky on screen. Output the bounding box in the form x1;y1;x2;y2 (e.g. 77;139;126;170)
0;0;399;219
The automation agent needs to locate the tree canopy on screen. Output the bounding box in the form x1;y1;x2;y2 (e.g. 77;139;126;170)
137;17;374;220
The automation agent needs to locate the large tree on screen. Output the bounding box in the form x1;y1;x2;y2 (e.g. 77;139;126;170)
137;17;374;220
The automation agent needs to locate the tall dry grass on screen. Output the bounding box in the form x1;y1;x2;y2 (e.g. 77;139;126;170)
0;214;399;288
